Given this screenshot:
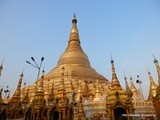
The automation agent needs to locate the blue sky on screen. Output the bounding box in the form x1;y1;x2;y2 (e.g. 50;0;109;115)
0;1;160;99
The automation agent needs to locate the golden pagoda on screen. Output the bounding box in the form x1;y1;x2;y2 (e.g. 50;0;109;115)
106;59;134;120
0;15;159;120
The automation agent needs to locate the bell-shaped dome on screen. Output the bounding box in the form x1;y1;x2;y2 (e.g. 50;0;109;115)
45;15;108;84
57;15;90;67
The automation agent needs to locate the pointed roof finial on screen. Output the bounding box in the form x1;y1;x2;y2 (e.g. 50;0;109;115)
123;71;127;80
147;71;157;100
12;72;24;98
148;71;157;89
152;55;160;84
130;76;137;92
147;67;150;74
74;13;76;18
72;13;77;24
153;54;158;63
110;57;121;89
70;14;78;35
110;53;114;64
124;74;132;99
20;69;24;78
124;72;129;89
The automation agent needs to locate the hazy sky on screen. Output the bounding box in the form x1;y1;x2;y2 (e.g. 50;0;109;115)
0;1;160;99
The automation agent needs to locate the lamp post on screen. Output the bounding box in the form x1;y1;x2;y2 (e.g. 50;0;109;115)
26;57;44;81
4;86;10;99
136;75;144;100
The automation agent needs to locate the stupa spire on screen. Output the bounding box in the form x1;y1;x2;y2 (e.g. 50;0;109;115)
13;72;23;97
130;76;137;93
68;14;80;47
124;76;129;91
110;58;121;89
153;55;160;84
147;71;157;100
57;14;91;67
124;76;132;99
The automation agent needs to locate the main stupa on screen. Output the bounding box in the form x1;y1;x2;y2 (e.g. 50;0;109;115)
37;15;109;93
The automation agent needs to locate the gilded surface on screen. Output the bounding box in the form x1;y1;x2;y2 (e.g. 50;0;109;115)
0;15;158;120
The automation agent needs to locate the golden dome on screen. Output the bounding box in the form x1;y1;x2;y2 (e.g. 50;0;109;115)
44;15;108;84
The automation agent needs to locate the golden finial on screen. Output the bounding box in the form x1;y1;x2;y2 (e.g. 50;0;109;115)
124;72;129;91
130;76;137;92
13;71;24;97
153;54;158;63
110;57;121;89
124;74;132;99
111;56;115;75
70;13;79;36
110;53;114;64
152;55;160;84
72;13;77;23
148;71;157;97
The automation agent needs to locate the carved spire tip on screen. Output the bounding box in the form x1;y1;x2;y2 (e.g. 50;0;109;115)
153;54;158;63
110;53;114;64
72;13;77;23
